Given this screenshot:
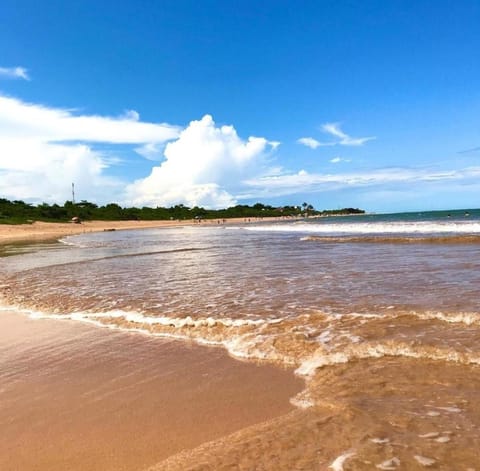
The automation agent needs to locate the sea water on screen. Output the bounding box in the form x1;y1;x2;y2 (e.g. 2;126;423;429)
2;209;480;469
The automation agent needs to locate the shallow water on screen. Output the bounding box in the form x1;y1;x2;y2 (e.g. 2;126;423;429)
2;212;480;469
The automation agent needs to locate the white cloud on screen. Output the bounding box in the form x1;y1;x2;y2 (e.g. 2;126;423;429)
0;95;181;203
10;94;475;211
126;115;278;208
134;142;165;160
0;96;280;208
0;66;30;80
297;137;335;149
120;109;140;121
241;166;480;198
321;122;349;140
0;96;179;144
0;140;120;202
322;122;375;146
330;157;351;163
298;122;375;149
298;137;319;149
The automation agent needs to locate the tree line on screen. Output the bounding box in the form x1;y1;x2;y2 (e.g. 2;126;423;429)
0;198;364;224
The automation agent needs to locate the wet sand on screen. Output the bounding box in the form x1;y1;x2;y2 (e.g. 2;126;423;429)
0;217;294;245
0;220;188;245
0;311;302;471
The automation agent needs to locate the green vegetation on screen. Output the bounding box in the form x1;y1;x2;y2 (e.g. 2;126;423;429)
0;198;364;224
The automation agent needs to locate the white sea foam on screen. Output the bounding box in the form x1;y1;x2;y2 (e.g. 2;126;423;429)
17;307;236;347
348;312;385;319
316;330;333;344
26;309;278;329
58;238;86;248
236;221;480;235
3;300;480;417
224;334;291;363
413;455;436;466
376;457;400;470
295;352;350;377
1;303;292;363
414;310;480;326
4;301;480;378
370;438;390;444
329;451;356;471
435;406;462;413
295;342;480;378
289;390;315;409
98;311;276;328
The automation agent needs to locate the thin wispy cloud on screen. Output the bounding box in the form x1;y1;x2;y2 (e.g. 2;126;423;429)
457;146;480;154
0;66;30;80
241;166;480;198
322;122;375;146
298;122;375;149
330;157;351;163
297;137;334;149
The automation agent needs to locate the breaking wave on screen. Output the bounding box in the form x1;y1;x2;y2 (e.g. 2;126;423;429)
3;301;480;412
238;220;480;235
301;234;480;244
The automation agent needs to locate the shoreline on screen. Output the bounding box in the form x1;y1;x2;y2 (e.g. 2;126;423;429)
0;212;372;246
0;217;293;246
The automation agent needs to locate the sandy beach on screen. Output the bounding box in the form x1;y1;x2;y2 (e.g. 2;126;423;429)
0;219;214;245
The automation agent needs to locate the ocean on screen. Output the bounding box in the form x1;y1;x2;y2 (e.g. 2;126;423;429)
1;209;480;469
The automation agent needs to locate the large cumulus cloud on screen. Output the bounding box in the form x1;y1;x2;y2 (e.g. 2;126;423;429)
126;115;278;208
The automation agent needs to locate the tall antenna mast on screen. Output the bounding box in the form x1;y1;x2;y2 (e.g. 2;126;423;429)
72;182;75;205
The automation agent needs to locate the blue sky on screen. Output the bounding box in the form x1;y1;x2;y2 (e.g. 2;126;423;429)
0;0;479;212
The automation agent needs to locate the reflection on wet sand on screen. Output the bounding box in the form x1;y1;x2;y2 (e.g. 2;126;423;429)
0;311;301;471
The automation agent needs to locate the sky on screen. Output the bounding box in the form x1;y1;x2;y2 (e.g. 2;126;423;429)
0;0;479;212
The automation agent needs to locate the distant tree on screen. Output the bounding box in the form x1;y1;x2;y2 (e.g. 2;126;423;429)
0;196;363;224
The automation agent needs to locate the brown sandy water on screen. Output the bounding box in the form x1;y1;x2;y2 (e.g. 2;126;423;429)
2;215;480;469
0;311;301;471
151;357;480;470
